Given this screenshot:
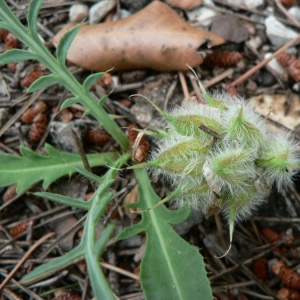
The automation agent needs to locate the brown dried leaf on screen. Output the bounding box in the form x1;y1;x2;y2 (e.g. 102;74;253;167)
123;185;140;220
53;1;224;72
166;0;202;10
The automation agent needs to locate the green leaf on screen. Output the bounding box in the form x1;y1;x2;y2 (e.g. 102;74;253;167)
117;169;213;300
27;0;44;37
21;244;85;285
0;144;118;194
0;49;37;64
94;224;115;259
56;24;81;66
34;192;91;210
83;72;105;90
27;74;61;93
71;165;103;184
60;97;80;110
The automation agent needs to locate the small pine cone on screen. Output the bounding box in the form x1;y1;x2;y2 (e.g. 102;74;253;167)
85;128;111;144
21;65;44;88
127;124;150;162
3;184;17;202
54;108;74;123
21;101;48;124
276;52;300;81
0;28;9;41
252;258;268;281
276;52;300;69
272;261;300;289
280;0;296;7
10;220;34;238
29;113;48;143
204;50;243;67
54;290;81;300
277;287;300;300
4;33;20;51
262;227;280;243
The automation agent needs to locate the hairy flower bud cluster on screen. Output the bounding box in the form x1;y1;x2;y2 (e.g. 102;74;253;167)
131;84;299;245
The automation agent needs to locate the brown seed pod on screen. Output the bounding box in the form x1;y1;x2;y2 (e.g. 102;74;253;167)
29;113;48;143
204;50;243;67
276;52;300;82
54;290;81;300
21;101;48;124
10;220;34;238
0;28;9;41
252;258;268;281
127;124;149;163
21;65;45;88
85;128;111;144
262;227;280;243
272;261;300;290
280;0;296;7
3;184;17;202
7;63;16;72
277;287;300;300
4;33;20;51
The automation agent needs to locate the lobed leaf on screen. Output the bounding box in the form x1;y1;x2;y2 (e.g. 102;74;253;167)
0;144;118;194
0;49;37;64
117;169;212;300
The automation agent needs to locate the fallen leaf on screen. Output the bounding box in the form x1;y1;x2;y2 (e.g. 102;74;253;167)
53;1;224;72
123;185;140;220
252;94;300;133
166;0;202;10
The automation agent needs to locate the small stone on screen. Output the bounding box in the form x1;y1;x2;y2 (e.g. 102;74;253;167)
166;0;202;10
289;6;300;22
265;16;299;47
211;15;249;43
89;0;116;25
244;0;264;9
186;6;217;27
69;4;89;23
265;52;289;82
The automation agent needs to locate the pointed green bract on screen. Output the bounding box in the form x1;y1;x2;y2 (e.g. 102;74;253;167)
0;49;37;64
27;74;61;92
60;96;80;110
56;24;81;67
27;0;44;38
83;72;106;90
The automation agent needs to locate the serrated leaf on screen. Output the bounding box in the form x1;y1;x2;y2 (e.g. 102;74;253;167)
0;49;37;64
34;192;91;210
117;169;212;300
0;144;118;194
27;0;44;37
56;25;81;66
27;74;60;93
83;72;105;90
60;97;80;110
